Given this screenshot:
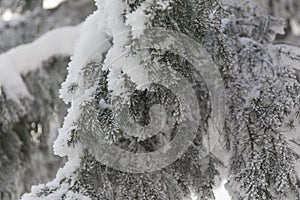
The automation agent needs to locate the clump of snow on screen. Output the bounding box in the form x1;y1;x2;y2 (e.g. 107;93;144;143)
213;180;232;200
57;4;113;158
21;181;91;200
65;191;92;200
59;10;110;103
43;0;66;10
125;0;172;39
1;9;23;21
290;19;300;36
126;1;149;39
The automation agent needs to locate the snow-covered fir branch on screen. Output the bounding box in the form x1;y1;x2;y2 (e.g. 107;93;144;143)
3;0;299;200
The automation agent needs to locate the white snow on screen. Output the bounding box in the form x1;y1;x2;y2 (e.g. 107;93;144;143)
65;191;92;200
21;181;92;200
268;43;300;189
290;19;300;36
21;0;237;198
56;8;111;157
101;0;151;95
190;180;231;200
125;1;149;39
1;9;23;21
99;98;112;109
0;25;81;102
268;44;300;71
43;0;66;10
213;180;232;200
59;10;110;103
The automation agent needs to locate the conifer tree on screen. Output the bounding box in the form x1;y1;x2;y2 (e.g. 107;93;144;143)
222;2;300;199
22;0;300;200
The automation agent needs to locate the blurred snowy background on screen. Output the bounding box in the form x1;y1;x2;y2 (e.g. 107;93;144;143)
0;0;95;199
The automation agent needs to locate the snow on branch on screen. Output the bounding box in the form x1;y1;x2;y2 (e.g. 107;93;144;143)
0;25;80;102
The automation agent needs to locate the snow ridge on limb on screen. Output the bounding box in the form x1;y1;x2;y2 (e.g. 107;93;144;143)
0;25;81;102
21;5;110;200
0;0;95;54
